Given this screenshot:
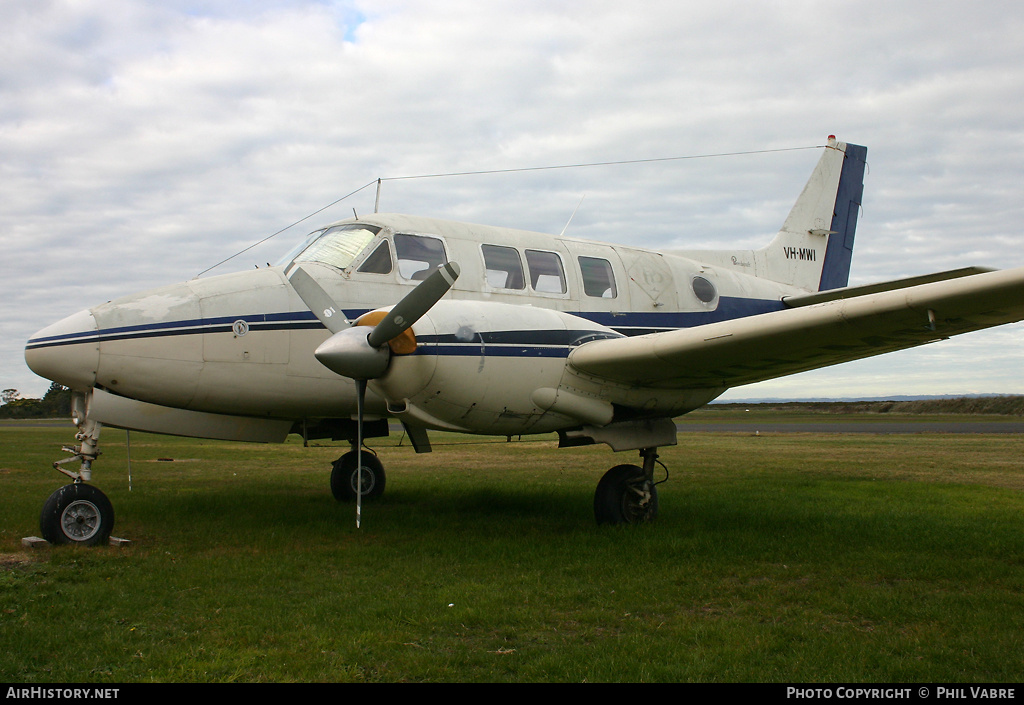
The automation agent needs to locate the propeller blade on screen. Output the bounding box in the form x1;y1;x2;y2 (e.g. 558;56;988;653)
292;262;458;532
287;266;347;335
367;262;460;348
355;378;366;529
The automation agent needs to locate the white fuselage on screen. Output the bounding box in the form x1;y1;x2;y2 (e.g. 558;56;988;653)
28;141;866;441
27;213;807;437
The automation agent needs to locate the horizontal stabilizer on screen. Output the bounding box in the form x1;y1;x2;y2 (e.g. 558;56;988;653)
783;267;996;307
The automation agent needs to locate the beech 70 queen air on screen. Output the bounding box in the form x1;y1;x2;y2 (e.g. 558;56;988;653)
25;137;1024;544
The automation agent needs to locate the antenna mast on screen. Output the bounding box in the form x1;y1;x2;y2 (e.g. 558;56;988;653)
559;194;586;237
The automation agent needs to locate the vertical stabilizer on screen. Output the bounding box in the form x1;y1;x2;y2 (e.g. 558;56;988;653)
755;137;867;292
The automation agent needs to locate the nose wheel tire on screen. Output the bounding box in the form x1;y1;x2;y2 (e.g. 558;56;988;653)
331;451;386;502
40;483;115;546
594;464;659;525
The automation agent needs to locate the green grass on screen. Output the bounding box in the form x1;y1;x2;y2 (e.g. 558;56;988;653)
2;419;1024;682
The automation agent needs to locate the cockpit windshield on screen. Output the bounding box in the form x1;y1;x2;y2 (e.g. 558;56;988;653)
278;224;382;270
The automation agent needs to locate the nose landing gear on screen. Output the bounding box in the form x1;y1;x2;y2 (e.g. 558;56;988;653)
39;391;116;546
39;483;115;546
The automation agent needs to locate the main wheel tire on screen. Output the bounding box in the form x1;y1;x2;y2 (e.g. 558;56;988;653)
40;483;115;546
594;464;659;525
331;451;386;502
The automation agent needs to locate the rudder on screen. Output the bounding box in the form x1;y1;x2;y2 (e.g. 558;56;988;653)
756;137;867;292
818;141;867;290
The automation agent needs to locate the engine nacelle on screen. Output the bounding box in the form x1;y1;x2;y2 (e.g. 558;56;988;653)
372;300;622;436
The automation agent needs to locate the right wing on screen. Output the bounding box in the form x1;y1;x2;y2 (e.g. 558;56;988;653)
568;266;1024;390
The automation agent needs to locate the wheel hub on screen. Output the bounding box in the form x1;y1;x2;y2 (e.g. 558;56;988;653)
349;467;376;495
622;482;654;522
60;499;101;541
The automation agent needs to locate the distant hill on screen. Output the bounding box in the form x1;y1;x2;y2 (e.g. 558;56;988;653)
712;395;1024;416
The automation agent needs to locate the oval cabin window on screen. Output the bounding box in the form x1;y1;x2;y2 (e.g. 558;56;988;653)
691;275;717;303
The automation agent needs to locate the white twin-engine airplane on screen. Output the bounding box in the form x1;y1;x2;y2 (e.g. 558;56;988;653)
25;137;1024;544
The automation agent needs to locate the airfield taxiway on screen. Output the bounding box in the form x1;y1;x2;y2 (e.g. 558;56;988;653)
675;420;1024;434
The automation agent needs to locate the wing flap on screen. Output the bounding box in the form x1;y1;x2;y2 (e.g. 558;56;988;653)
569;266;1024;389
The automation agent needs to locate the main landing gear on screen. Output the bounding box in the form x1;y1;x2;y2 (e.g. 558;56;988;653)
330;445;387;502
594;447;663;525
327;443;664;524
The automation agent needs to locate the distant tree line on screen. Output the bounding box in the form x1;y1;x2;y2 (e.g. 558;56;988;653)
715;396;1024;416
0;383;72;418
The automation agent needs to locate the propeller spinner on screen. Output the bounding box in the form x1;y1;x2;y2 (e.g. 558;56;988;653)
289;262;459;379
287;262;461;527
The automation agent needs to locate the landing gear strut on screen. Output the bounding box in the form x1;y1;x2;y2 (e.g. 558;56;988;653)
594;447;662;525
330;447;387;502
40;392;115;545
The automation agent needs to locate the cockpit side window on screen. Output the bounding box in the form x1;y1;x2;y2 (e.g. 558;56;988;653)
394;233;447;280
357;240;393;274
289;224;382;271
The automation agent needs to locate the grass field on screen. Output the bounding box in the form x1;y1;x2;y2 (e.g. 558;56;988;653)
2;412;1024;682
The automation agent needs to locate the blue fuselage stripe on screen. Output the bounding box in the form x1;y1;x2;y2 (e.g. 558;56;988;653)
26;297;785;353
418;344;571;358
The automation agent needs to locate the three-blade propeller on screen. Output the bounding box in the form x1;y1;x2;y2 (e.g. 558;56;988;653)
287;262;461;527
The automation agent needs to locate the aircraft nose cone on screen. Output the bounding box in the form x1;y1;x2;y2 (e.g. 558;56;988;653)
25;308;100;391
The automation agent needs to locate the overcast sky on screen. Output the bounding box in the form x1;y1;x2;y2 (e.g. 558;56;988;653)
4;0;1024;402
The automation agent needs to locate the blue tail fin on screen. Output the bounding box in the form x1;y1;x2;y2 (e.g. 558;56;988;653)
817;142;867;290
755;137;867;292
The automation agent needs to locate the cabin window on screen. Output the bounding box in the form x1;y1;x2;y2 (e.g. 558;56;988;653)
525;250;566;294
578;256;617;298
482;244;525;290
692;275;717;303
287;224;381;271
394;233;447;280
357;240;393;274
